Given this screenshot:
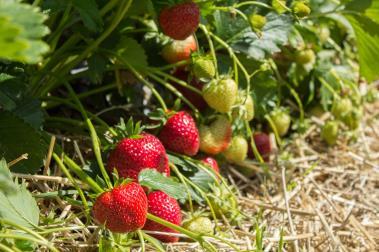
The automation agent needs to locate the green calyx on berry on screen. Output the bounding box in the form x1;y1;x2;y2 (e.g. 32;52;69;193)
295;49;315;65
191;55;216;81
270;108;291;137
321;120;339;146
203;77;238;113
249;14;266;31
331;98;352;120
292;1;311;18
109;117;144;144
222;135;248;163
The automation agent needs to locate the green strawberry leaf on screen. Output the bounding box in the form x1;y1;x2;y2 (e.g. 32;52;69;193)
138;169;187;200
168;154;216;192
344;14;379;82
0;181;39;229
345;0;379;24
0;111;48;173
127;0;155;17
0;1;49;63
117;37;148;72
0;158;18;194
232;13;293;60
72;0;103;32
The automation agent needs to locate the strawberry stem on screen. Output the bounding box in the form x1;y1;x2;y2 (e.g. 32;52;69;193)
61;154;104;194
64;82;113;189
146;73;200;116
146;213;201;241
149;68;203;95
112;54;168;111
244;121;265;164
198;25;219;79
264;114;282;147
52;153;91;222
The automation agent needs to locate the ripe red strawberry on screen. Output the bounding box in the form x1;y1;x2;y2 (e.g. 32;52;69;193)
162;35;197;64
159;111;199;156
201;157;220;174
92;182;147;233
172;69;207;110
199;116;232;155
159;2;200;40
248;132;272;162
107;133;170;180
143;191;182;243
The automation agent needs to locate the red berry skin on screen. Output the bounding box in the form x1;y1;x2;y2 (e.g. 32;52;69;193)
201;157;219;174
107;133;170;180
143;191;182;243
93;183;148;233
159;2;200;40
248;132;272;162
172;69;207;110
159;111;200;156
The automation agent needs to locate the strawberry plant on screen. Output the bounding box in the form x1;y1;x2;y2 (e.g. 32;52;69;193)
0;0;379;250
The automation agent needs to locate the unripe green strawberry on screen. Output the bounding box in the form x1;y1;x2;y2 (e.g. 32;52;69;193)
321;120;339;146
203;78;238;113
331;98;352;120
272;0;287;14
341;109;361;130
222;135;248;163
319;26;330;43
183;216;214;235
249;14;266;31
192;57;215;80
271;108;291;137
295;49;315;65
199;116;232;155
292;2;311;18
232;93;254;121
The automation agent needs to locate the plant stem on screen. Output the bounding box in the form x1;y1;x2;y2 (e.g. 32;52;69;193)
0;243;14;252
234;1;273;9
114;56;168;111
265;114;282;147
141;232;165;252
0;234;58;252
52;154;91;222
137;230;145;252
45;83;117;109
64;82;113;188
43;96;117;136
199;25;219;79
61;154;104;194
149;68;202;95
169;163;194;213
147;73;200;116
146;213;201;241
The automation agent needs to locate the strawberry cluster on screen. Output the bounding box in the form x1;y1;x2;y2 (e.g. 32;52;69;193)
92;1;277;242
